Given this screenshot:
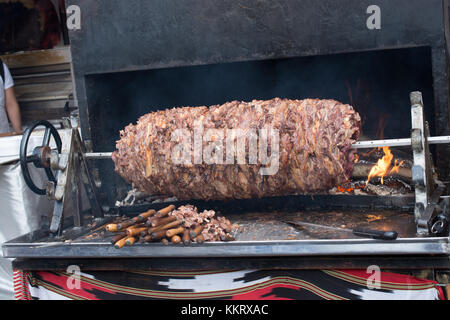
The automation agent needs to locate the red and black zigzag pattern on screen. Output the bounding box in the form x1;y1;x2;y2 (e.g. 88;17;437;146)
13;270;32;300
15;269;445;300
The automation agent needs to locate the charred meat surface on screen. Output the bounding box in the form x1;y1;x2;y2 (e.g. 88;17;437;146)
169;205;238;242
112;98;361;200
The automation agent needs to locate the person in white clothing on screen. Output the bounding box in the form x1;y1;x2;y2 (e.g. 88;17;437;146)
0;60;21;134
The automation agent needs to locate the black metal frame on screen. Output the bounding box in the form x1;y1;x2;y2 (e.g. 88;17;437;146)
12;255;450;272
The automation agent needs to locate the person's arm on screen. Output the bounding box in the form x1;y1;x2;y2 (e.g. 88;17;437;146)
4;87;22;133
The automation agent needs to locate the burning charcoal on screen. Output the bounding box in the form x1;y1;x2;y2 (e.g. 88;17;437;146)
364;182;411;196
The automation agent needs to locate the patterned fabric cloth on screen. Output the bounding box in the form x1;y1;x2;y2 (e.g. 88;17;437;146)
13;270;32;300
13;269;444;300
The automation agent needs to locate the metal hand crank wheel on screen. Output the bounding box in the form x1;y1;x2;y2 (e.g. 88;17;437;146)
19;121;62;195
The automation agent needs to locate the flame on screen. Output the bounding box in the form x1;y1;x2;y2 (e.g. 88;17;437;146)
366;146;397;185
389;159;405;175
336;147;404;193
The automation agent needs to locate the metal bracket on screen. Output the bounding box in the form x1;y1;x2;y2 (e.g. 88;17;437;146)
48;126;104;234
410;92;444;236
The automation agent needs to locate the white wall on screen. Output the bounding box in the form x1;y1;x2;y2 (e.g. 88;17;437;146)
0;162;53;300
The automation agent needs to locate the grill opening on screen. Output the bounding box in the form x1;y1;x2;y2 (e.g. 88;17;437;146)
85;47;434;206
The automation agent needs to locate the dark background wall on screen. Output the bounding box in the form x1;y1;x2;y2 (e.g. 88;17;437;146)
0;0;64;54
86;47;435;152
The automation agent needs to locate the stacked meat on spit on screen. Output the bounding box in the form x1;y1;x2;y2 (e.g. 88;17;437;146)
105;205;238;248
112;98;361;200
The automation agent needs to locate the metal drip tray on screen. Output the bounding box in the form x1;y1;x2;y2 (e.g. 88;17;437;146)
3;209;449;258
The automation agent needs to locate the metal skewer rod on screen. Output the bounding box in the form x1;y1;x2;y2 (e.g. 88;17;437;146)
83;135;450;159
351;135;450;149
84;152;114;159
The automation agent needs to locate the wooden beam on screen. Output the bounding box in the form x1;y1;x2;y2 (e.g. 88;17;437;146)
0;47;71;69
